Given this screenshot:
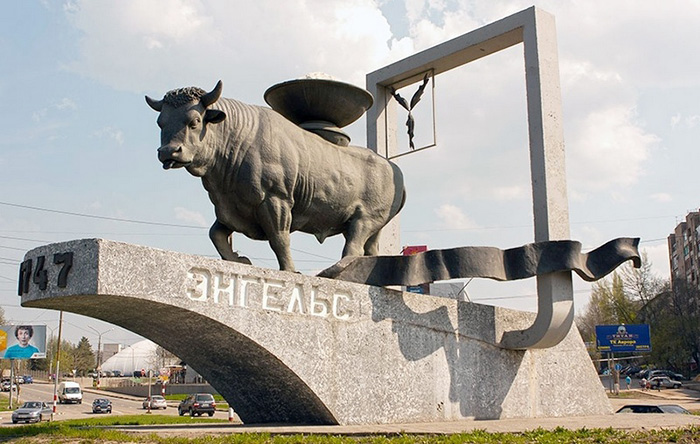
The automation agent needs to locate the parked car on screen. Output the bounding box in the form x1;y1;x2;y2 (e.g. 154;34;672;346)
92;398;112;414
112;370;123;377
142;395;167;410
649;376;682;389
1;379;17;392
11;401;53;424
178;393;216;417
616;404;690;414
649;369;685;380
22;375;33;384
14;376;25;384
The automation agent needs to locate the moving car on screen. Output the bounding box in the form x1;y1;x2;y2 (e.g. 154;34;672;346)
92;398;112;414
12;401;53;424
616;404;690;414
57;381;83;404
22;375;33;384
1;379;17;392
142;395;167;410
649;376;682;389
178;393;216;416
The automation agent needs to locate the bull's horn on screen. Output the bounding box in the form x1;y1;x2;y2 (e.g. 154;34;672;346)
145;95;163;112
201;80;223;108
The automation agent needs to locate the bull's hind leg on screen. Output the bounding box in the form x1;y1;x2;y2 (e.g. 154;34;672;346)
209;220;252;264
342;217;376;258
364;231;381;256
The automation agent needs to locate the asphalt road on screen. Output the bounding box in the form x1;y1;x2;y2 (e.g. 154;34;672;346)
0;381;182;424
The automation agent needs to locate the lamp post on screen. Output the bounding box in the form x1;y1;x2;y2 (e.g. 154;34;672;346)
88;326;114;389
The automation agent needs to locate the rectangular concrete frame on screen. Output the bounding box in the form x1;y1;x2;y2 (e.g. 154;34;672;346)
367;7;573;349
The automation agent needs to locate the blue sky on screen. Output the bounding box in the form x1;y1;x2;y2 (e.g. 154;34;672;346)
1;0;699;349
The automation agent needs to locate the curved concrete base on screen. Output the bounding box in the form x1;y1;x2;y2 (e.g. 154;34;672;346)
19;239;611;425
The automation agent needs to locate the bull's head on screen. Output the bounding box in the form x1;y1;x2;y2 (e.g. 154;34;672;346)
145;80;226;177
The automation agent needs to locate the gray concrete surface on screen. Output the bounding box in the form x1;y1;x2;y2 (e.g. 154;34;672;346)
21;238;611;425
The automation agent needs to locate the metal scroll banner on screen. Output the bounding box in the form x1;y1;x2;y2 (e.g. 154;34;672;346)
318;238;641;287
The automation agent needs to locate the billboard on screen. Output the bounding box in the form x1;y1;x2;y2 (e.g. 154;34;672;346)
595;324;651;353
0;325;47;359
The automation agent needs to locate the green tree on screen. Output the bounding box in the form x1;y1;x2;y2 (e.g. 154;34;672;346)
72;337;95;376
577;272;639;343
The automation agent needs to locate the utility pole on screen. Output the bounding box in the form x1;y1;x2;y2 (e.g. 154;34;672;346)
51;311;63;422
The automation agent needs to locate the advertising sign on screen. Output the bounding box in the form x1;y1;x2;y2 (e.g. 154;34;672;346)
595;324;651;353
0;325;47;359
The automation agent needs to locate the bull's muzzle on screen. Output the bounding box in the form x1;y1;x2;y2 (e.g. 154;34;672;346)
157;145;185;170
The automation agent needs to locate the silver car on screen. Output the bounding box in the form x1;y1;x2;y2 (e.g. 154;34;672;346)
12;401;53;424
142;395;167;409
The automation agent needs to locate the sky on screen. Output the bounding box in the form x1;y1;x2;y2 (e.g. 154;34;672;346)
1;0;699;352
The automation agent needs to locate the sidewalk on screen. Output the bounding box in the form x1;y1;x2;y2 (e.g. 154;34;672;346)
82;385;700;435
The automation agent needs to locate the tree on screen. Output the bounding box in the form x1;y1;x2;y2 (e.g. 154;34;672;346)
640;280;700;374
72;337;95;376
577;272;639;343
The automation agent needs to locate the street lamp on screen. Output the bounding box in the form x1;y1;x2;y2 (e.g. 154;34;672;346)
88;326;114;388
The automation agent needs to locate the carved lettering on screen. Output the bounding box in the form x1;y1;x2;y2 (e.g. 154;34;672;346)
186;268;210;301
213;272;234;305
183;267;354;321
332;292;351;320
309;288;331;317
262;280;284;312
287;284;306;315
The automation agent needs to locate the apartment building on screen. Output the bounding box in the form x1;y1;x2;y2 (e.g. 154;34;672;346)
668;210;700;290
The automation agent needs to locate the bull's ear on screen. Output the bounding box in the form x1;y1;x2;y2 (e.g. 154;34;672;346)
204;109;226;124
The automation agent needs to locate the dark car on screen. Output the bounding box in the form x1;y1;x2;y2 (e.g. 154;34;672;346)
649;369;685;380
92;398;112;414
616;404;690;414
178;393;216;417
12;401;52;423
22;375;34;384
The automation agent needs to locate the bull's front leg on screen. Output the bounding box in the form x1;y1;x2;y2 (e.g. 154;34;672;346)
257;198;295;272
209;220;252;265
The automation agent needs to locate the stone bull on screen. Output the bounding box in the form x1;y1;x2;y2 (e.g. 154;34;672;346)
146;81;405;272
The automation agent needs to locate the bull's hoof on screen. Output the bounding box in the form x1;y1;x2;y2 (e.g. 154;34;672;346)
225;254;252;265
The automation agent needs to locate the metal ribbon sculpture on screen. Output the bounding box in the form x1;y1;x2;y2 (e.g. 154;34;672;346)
318;238;641;287
390;73;430;150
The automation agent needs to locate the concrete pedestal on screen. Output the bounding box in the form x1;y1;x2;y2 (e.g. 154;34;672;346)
19;239;611;425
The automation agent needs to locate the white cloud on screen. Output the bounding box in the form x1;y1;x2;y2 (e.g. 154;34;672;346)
641;243;670;279
92;127;124;145
671;113;700;129
566;105;659;191
174;207;208;227
63;0;410;95
434;204;479;230
650;192;672;203
56;98;77;110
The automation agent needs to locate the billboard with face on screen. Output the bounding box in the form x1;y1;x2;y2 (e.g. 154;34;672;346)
0;325;47;359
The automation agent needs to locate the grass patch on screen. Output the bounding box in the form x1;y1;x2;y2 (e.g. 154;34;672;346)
0;419;697;443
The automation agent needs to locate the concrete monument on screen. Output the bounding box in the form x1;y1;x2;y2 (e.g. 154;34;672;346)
18;6;640;426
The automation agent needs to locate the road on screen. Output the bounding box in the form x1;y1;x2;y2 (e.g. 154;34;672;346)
0;382;180;424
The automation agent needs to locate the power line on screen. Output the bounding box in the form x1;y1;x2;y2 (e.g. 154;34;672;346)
0;201;205;229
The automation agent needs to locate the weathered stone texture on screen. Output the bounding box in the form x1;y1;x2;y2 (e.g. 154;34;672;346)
21;239;611;424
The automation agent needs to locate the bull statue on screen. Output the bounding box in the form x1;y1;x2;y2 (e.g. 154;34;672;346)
146;81;405;272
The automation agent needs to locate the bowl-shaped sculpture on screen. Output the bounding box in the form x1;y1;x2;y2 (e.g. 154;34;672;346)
264;78;374;128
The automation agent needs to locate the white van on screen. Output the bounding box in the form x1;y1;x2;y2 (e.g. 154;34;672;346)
57;381;82;404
